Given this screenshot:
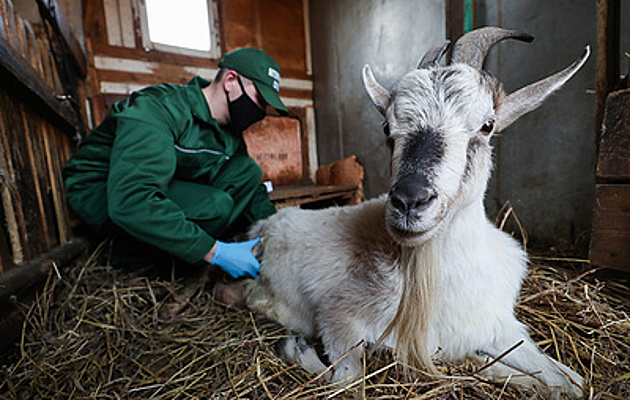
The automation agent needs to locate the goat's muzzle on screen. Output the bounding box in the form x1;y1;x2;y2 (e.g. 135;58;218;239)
389;174;437;217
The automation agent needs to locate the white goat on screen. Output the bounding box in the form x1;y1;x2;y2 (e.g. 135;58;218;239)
243;27;589;398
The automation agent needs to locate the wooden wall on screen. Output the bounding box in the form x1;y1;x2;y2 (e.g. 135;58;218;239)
0;0;79;273
84;0;317;182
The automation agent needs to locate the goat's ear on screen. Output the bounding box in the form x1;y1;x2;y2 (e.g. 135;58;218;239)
495;46;590;132
363;65;391;117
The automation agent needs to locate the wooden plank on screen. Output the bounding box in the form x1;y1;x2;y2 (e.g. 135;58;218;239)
258;0;306;74
0;210;15;272
589;184;630;271
5;99;45;259
21;106;53;251
42;123;68;244
117;0;136;48
0;102;22;266
85;39;107;126
45;39;63;94
270;185;358;209
0;0;18;49
36;37;53;87
0;90;29;262
104;0;123;46
0;1;5;41
13;9;26;58
596;88;630;180
305;106;317;180
590;231;630;271
96;68;313;100
23;21;40;72
269;184;357;201
91;42;222;69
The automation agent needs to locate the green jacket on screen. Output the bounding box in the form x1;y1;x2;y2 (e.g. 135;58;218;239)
63;76;275;264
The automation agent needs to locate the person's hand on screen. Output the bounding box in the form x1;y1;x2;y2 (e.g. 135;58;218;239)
210;238;261;278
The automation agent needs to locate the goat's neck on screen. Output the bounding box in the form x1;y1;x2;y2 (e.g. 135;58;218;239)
423;196;488;252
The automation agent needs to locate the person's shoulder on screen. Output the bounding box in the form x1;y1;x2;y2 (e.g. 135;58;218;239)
134;82;185;101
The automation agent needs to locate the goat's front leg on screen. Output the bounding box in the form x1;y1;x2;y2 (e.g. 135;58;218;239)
475;332;584;399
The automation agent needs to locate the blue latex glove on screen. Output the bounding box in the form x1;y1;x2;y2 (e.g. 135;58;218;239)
211;238;261;278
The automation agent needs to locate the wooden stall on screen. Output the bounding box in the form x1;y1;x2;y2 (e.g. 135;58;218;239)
590;88;630;272
0;0;87;276
0;0;90;353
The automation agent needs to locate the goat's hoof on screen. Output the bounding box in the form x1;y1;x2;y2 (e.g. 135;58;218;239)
275;337;306;362
276;337;332;379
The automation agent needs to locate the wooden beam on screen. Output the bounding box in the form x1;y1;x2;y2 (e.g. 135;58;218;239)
0;236;88;304
446;0;464;43
0;35;76;132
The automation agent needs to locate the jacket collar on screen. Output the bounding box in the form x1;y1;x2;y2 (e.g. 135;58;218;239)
186;76;216;124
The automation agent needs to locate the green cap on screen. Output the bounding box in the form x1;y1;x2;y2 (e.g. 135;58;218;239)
218;48;288;114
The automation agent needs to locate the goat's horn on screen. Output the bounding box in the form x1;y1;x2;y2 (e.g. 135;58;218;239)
417;41;451;69
451;27;534;69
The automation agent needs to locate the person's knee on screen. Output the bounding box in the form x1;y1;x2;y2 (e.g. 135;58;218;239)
243;157;263;179
166;179;236;235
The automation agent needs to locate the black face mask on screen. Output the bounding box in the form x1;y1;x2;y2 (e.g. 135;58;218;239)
226;76;266;132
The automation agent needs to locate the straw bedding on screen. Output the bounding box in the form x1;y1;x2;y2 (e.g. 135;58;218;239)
0;246;628;399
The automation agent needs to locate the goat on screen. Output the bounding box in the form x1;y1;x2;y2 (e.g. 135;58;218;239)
242;27;589;398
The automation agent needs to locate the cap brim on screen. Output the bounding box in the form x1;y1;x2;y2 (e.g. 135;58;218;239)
254;81;288;115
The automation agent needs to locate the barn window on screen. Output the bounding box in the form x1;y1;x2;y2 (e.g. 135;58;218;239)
137;0;221;58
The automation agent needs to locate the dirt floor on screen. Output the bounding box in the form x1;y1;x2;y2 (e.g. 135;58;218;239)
0;246;628;399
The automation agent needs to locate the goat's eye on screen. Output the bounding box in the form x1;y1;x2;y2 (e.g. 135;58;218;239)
382;121;391;136
480;120;495;135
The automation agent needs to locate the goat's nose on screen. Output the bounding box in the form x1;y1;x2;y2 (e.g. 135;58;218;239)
389;177;437;214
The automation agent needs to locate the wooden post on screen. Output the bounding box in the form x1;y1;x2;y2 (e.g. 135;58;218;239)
446;0;464;43
595;0;620;146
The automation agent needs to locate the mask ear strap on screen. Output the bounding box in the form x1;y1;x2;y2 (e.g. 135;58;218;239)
236;75;247;93
236;75;265;112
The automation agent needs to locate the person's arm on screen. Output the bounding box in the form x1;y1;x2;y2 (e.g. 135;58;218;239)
203;243;217;263
106;96;215;264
